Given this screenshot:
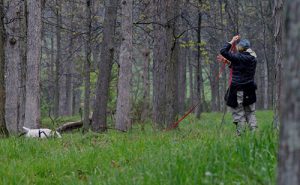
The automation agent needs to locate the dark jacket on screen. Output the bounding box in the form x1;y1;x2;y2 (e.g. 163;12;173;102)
220;43;257;108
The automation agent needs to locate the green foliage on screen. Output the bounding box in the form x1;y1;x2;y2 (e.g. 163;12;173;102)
0;111;277;185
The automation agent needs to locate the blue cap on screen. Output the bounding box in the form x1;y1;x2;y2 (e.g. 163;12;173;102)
237;39;250;49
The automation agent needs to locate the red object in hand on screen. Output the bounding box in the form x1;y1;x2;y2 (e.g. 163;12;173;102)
217;54;230;65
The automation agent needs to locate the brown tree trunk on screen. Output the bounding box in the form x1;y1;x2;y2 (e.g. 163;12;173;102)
177;43;187;115
4;0;22;133
19;0;27;131
65;1;75;116
115;0;133;131
195;12;203;118
92;0;119;132
165;0;179;126
141;48;150;121
83;0;92;131
54;0;61;117
278;1;300;184
152;0;167;129
188;50;194;107
273;0;284;129
24;0;42;128
0;0;9;137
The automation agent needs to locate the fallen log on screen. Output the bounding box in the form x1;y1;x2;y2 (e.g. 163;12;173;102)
56;121;83;133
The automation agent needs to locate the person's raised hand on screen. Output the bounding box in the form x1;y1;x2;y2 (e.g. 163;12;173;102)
229;35;240;45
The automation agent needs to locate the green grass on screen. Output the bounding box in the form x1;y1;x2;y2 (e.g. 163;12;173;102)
0;111;278;185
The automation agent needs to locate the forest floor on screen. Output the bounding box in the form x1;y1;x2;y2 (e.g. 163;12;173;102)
0;111;277;185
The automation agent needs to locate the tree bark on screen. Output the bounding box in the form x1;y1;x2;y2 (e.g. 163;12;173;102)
54;0;61;117
273;0;284;128
65;0;75;116
115;0;133;132
141;48;150;121
165;0;179;126
0;0;9;137
24;0;42;128
152;0;168;129
19;0;27;131
195;12;203;118
278;1;300;184
83;0;92;131
4;0;22;133
92;0;119;132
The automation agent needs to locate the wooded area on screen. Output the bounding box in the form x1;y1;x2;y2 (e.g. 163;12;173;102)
0;0;299;184
1;0;279;131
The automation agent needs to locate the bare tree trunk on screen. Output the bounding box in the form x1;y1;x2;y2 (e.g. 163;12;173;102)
195;12;203;118
0;0;9;137
65;3;74;116
260;0;269;110
24;0;42;128
273;0;284;129
141;48;150;121
209;0;220;112
19;0;27;131
152;0;167;129
188;49;194;107
177;44;187;115
54;0;61;117
177;1;188;116
58;2;68;117
115;0;133;131
165;0;179;126
92;0;119;132
278;1;300;184
83;0;92;131
4;0;22;133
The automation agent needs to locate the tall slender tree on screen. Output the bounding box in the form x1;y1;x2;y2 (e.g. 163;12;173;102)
92;0;119;132
83;0;92;131
4;0;22;133
165;0;180;126
54;0;61;117
278;1;300;184
152;0;168;129
115;0;133;131
24;0;42;128
195;11;204;117
273;0;284;129
0;0;8;137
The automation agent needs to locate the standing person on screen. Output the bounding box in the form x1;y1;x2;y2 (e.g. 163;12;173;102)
220;35;258;136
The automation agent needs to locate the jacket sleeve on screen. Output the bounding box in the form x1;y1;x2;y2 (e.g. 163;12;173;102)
220;43;240;65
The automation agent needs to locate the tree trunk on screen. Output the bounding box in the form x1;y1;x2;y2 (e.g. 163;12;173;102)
54;0;61;117
4;0;22;133
165;0;179;126
83;0;92;131
65;3;74;116
188;49;194;107
141;48;150;121
19;0;27;131
58;2;68;117
115;0;133;131
273;0;284;129
0;0;9;137
278;1;300;184
92;0;119;132
152;0;168;129
177;42;187;115
195;12;203;118
24;0;42;128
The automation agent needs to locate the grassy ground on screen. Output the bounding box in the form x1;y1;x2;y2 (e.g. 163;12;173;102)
0;111;277;185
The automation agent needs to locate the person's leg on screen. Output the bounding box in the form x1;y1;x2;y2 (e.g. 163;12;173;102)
231;91;247;136
244;103;257;131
